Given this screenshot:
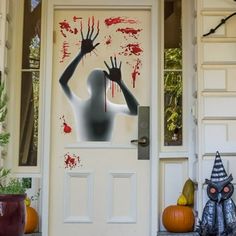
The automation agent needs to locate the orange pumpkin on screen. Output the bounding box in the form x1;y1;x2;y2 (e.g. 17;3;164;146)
24;206;39;234
162;205;195;233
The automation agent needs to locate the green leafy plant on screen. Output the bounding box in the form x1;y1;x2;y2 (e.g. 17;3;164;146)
0;168;27;194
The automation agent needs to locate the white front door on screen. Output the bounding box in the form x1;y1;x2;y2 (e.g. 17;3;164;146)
48;1;157;235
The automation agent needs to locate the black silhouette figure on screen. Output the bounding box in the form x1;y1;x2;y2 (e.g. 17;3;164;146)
59;18;139;141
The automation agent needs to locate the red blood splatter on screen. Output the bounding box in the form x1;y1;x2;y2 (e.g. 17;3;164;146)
64;153;81;169
104;17;138;27
131;59;142;88
59;20;72;37
60;115;72;133
119;43;143;56
116;27;142;39
105;35;112;45
60;41;71;63
59;19;79;37
74;28;78;35
73;16;82;22
63;123;72;133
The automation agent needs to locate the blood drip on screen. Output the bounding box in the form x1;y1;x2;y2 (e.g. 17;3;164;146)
60;116;72;133
131;59;142;88
104;76;107;112
63;123;72;133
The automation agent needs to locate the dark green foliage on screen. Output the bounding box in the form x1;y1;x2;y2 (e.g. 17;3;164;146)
164;48;183;145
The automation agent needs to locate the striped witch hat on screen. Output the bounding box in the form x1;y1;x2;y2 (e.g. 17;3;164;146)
210;151;228;183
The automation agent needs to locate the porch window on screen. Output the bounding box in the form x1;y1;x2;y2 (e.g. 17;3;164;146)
19;0;41;166
163;0;183;146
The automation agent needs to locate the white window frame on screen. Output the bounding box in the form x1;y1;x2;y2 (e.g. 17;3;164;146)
8;0;42;174
159;0;196;165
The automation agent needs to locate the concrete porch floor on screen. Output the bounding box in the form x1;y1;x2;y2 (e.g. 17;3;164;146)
24;232;199;236
157;232;199;236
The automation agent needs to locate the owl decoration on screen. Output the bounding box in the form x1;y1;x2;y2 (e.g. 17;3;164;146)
197;151;236;236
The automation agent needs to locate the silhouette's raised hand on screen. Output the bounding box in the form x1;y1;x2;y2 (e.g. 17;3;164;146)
104;57;122;84
103;56;139;115
80;17;100;55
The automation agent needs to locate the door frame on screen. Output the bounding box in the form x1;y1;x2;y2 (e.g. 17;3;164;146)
40;1;159;235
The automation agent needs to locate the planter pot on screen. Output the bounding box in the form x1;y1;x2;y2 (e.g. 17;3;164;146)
0;194;26;236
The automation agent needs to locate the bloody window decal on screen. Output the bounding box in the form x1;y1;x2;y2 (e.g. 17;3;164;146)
57;15;145;142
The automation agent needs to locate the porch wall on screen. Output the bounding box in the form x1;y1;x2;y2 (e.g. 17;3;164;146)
197;0;236;216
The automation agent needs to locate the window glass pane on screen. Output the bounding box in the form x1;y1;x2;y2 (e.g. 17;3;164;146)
164;70;182;146
19;72;39;166
19;0;41;166
21;0;41;70
164;0;183;146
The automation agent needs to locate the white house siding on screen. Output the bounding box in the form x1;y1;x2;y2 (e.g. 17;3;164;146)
197;0;236;216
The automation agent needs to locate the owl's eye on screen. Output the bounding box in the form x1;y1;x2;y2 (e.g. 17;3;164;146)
210;187;216;194
223;186;230;193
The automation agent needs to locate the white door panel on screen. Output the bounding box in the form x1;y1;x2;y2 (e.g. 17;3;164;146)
49;3;155;236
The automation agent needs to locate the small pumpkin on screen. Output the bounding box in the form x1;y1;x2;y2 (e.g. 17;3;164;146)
24;203;39;234
162;205;194;233
177;193;187;206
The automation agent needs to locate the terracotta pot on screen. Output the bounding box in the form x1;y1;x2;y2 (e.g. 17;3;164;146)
0;194;26;236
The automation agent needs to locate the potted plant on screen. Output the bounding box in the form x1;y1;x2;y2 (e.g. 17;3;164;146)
0;71;27;236
0;169;27;236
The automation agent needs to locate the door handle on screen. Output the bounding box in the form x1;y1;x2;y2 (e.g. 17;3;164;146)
131;106;150;160
131;136;149;147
